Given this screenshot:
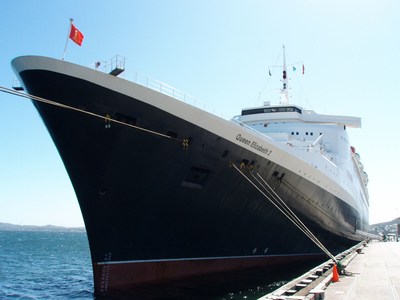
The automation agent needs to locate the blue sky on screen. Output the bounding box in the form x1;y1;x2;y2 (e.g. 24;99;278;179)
0;0;399;227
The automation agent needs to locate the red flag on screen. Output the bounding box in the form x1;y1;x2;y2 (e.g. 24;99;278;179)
69;24;84;46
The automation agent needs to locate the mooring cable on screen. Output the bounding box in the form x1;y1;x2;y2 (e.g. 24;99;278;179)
251;170;337;262
2;83;337;261
0;85;175;141
279;174;360;238
231;163;337;262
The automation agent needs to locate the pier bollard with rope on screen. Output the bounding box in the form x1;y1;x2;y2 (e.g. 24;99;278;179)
336;260;344;275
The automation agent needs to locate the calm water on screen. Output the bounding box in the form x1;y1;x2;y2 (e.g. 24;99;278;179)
0;230;319;299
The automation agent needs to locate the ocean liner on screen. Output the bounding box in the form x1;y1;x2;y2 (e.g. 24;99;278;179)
11;50;369;297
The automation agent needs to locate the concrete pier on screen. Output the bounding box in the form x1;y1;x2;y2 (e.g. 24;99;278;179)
259;241;400;300
324;241;400;299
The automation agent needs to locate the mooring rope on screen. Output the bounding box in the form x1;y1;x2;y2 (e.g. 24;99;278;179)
231;163;337;263
2;83;337;261
280;176;359;236
252;171;337;261
0;85;175;140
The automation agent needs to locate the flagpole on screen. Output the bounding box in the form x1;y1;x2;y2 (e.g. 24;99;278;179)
62;18;73;61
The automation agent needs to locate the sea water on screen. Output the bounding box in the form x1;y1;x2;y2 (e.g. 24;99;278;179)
0;231;93;299
0;230;317;299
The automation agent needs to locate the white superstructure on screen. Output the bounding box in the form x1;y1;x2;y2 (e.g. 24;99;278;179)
230;44;369;223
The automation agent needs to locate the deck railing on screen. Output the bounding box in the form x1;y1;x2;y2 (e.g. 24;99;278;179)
93;55;220;117
133;72;198;107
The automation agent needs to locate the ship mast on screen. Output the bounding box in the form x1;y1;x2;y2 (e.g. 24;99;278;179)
280;45;289;105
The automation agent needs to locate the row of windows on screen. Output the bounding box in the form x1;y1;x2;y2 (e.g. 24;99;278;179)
291;132;323;136
242;106;302;116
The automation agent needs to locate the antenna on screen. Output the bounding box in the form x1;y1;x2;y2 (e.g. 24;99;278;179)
280;45;289;105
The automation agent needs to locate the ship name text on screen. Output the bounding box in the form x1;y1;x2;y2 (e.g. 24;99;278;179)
235;134;272;156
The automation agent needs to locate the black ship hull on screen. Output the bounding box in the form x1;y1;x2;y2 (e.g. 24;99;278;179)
12;56;368;297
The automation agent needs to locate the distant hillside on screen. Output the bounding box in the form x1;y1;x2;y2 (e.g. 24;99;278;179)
369;217;399;237
0;222;85;232
370;217;400;228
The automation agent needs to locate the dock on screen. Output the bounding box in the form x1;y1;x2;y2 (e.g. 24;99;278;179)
324;241;400;299
259;241;400;300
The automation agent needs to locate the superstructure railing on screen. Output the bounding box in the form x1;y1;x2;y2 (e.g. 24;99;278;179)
231;116;326;154
352;153;369;202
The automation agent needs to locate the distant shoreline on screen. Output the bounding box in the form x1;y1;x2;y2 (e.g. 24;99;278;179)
0;222;85;232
